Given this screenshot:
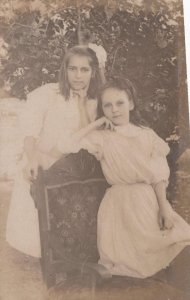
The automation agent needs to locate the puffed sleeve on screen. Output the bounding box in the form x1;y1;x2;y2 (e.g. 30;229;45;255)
149;130;170;185
19;83;56;139
57;130;104;160
81;131;104;160
56;128;80;154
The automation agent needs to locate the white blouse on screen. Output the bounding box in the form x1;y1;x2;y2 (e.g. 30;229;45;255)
66;124;170;186
19;83;97;164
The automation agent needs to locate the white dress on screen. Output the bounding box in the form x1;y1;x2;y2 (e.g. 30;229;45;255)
79;124;190;278
6;83;97;258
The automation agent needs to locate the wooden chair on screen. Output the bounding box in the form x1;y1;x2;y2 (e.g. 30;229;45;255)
31;150;110;288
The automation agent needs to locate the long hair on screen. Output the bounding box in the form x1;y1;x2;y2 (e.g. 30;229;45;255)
97;76;148;127
59;45;102;100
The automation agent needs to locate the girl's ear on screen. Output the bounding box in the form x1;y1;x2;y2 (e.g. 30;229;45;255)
129;100;135;111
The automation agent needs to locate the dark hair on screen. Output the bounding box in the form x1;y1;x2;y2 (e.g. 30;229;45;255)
97;76;148;127
59;45;102;100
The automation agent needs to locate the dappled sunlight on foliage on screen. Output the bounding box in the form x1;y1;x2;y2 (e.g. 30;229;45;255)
0;0;189;182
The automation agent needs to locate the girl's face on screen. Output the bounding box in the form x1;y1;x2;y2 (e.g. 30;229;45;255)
101;87;134;126
67;55;93;92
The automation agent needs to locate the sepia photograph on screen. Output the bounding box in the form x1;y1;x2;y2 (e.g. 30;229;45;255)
0;0;190;299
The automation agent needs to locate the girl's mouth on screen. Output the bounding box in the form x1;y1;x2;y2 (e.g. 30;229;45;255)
113;115;121;118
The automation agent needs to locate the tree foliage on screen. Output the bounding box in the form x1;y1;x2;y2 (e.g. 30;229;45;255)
0;0;188;144
0;0;189;197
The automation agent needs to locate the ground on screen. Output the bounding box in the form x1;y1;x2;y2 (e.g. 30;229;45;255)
0;172;190;300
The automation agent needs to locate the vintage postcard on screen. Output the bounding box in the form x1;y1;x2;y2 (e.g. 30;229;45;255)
0;0;190;299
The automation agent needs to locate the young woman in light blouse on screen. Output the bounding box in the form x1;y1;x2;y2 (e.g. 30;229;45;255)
6;45;103;258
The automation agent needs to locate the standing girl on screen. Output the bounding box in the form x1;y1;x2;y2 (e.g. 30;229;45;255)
68;77;190;278
6;46;103;258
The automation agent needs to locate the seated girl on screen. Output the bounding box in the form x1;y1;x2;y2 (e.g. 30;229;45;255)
6;45;103;258
66;77;190;278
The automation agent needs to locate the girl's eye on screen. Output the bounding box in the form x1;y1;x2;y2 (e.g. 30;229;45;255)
67;67;90;72
81;67;90;72
103;103;111;108
117;100;124;105
67;67;75;71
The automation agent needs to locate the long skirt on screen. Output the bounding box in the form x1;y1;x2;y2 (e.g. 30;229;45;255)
6;153;61;258
97;183;190;278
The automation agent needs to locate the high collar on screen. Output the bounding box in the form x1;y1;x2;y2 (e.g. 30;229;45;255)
69;89;88;102
114;123;143;137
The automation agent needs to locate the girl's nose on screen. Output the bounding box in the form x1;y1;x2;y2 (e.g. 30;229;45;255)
76;69;82;78
112;105;118;112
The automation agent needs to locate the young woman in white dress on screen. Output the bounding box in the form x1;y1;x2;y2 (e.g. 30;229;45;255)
6;45;104;258
66;77;190;278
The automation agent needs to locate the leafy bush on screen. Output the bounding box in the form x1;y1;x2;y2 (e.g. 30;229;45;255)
0;0;189;193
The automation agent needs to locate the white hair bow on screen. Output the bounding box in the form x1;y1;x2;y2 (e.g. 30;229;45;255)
88;43;107;68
